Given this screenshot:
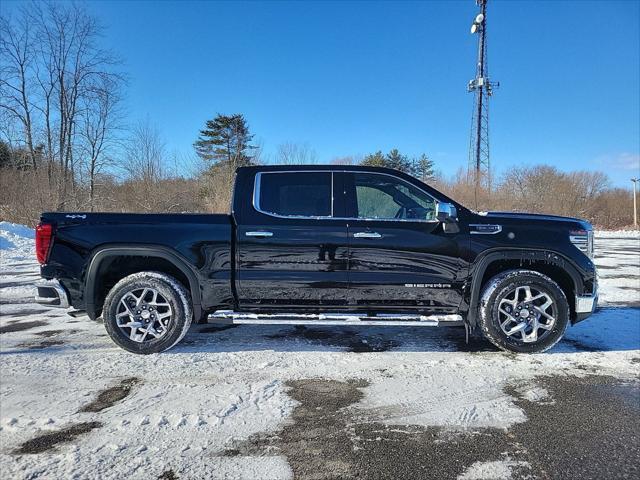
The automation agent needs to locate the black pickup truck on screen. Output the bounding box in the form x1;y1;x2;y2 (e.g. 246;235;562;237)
35;165;597;354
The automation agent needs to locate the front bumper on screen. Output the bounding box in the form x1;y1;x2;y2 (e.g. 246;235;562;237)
35;279;70;308
574;285;598;323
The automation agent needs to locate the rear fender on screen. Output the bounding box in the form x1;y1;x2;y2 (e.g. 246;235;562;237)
84;245;202;321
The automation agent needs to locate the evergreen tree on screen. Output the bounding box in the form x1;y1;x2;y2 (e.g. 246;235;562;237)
413;153;435;182
194;114;257;211
361;150;386;168
360;149;429;176
0;141;11;169
194;114;256;167
385;148;412;173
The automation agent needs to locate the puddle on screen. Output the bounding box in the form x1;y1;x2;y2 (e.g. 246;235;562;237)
79;377;141;413
0;320;48;334
0;281;35;288
346;338;400;352
267;326;400;353
442;329;498;353
35;329;71;338
17;339;65;350
158;470;179;480
561;338;601;352
0;299;35;305
198;324;238;333
14;422;103;454
0;271;39;276
0;308;49;318
601;274;640;280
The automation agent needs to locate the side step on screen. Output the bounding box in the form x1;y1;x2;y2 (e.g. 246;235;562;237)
207;310;464;327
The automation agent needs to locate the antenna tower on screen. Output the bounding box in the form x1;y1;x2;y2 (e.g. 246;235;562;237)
468;0;499;187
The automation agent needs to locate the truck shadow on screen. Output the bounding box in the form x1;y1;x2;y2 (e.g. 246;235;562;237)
175;324;496;354
170;306;640;354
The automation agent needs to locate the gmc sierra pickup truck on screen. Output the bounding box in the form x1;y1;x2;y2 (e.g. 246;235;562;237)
34;165;597;354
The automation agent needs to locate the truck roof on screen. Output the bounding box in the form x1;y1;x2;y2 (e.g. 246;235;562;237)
238;164;413;174
236;164;464;210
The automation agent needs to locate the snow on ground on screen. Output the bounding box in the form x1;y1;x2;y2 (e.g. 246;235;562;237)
458;460;531;480
0;227;638;479
591;234;640;305
594;229;640;238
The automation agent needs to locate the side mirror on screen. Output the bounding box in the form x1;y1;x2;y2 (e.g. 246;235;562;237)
436;202;457;222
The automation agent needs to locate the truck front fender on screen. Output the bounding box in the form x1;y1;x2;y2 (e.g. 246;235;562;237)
465;248;586;327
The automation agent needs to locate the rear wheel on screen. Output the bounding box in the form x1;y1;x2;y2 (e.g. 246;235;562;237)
103;272;192;354
478;270;569;353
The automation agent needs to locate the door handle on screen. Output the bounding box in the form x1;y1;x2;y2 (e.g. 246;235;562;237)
353;231;382;239
245;231;273;238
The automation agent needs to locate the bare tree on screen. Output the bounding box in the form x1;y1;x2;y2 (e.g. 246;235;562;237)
79;73;124;211
276;142;318;165
40;3;111;206
0;2;121;209
122;119;168;211
0;11;38;170
125;119;165;182
330;155;358;165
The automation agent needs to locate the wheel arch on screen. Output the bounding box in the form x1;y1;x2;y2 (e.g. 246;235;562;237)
84;245;202;321
466;249;583;327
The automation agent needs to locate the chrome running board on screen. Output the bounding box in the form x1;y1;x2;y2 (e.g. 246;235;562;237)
207;310;464;327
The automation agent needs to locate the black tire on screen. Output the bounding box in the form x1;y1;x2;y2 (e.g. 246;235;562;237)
478;269;569;354
103;271;193;354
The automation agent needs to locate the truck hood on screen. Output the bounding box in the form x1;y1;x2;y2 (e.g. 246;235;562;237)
478;211;592;229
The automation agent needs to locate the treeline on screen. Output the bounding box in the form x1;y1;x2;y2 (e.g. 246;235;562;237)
0;3;635;229
432;167;634;229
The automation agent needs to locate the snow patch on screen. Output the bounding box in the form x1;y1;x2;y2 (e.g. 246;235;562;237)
458;460;530;480
595;230;640;238
356;374;528;429
515;385;552;404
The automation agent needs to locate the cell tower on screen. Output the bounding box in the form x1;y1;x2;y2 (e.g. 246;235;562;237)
468;0;499;186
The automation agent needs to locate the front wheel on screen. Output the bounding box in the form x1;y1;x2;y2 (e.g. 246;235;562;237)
478;270;569;353
103;271;193;354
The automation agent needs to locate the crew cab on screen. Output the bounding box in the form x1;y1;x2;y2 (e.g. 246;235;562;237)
34;165;598;354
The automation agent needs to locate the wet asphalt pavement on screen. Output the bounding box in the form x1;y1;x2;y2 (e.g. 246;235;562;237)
220;375;639;480
508;375;639;480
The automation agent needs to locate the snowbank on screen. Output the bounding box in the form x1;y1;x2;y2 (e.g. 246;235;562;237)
0;222;34;239
0;221;34;262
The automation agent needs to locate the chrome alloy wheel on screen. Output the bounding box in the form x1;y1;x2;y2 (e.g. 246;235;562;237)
497;285;557;344
116;287;173;342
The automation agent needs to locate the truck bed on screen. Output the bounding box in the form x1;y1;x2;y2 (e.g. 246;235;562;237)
40;212;233;319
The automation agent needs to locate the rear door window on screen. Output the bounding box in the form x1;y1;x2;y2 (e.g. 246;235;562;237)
257;172;332;218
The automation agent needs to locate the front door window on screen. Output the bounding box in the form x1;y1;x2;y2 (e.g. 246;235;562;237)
353;173;436;221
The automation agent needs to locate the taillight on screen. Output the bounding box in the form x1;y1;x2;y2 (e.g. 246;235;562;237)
35;223;54;265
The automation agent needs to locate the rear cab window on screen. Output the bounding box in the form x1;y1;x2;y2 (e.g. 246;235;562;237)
255;172;333;218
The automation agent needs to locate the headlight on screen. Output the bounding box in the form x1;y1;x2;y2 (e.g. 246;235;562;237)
569;229;594;258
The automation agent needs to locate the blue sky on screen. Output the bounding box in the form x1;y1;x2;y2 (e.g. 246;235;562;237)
5;0;640;186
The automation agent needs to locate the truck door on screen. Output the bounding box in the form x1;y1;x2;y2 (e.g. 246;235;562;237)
236;170;350;307
339;171;466;313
